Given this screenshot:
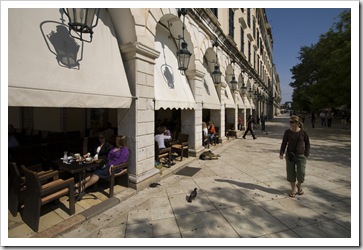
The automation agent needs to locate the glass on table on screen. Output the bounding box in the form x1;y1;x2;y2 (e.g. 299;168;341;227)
63;151;68;163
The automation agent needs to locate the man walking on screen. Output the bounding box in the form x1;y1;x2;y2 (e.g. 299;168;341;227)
260;112;268;135
243;115;257;140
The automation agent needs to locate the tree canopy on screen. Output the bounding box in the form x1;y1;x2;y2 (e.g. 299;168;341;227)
289;10;351;112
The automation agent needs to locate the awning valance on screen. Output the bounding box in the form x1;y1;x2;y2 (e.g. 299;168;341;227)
250;99;256;109
8;9;132;108
201;62;221;110
243;96;252;109
154;29;196;110
235;93;245;109
224;84;236;108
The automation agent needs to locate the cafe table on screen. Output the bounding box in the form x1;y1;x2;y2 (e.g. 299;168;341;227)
58;159;101;201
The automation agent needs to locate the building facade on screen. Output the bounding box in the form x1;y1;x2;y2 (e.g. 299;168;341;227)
8;8;281;190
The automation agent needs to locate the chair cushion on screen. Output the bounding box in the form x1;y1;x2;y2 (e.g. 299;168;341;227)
114;168;127;177
41;188;69;203
41;179;64;189
172;145;188;149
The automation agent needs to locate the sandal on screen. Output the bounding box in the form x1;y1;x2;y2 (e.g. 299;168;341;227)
298;188;304;195
74;183;85;196
289;192;297;198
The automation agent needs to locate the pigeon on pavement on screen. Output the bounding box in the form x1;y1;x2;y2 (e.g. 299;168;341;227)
149;182;161;188
188;188;197;203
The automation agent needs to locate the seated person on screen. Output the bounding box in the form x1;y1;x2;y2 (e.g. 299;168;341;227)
155;126;171;150
155;126;175;165
162;126;173;147
85;133;113;161
208;121;217;145
75;135;129;195
202;122;209;146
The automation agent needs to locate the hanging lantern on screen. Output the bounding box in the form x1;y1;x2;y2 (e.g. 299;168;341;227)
177;41;192;71
230;76;238;91
212;65;222;84
176;8;192;72
63;8;100;42
241;83;247;95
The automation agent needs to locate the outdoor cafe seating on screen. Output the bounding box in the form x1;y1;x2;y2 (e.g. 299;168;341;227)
170;133;189;161
155;140;172;168
8;162;56;217
95;162;129;198
20;165;75;232
57;142;129;199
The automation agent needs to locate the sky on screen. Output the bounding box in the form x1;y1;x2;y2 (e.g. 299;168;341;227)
265;8;349;104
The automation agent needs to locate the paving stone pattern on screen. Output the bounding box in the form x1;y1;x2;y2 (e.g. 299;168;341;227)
8;115;353;245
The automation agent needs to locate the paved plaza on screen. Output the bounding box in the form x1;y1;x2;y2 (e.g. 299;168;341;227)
6;114;356;246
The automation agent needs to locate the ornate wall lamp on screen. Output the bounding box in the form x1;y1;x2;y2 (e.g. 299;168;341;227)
229;59;238;91
211;40;222;85
241;82;247;96
253;89;259;100
63;8;100;43
176;8;192;73
248;87;254;99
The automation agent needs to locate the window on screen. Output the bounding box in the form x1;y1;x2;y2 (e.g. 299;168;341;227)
260;60;263;77
248;40;251;63
240;26;244;54
257;30;260;48
210;8;218;18
229;9;234;39
247;9;251;27
253;51;256;69
253;18;256;39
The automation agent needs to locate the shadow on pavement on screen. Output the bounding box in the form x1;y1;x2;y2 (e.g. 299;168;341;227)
214;178;282;195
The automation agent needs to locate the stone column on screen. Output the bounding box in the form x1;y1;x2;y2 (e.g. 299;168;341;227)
218;82;227;142
185;62;205;156
119;42;160;190
233;92;238;131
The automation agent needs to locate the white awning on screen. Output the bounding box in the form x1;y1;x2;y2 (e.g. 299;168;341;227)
8;9;132;108
201;62;221;110
224;84;236;108
243;96;252;109
250;99;256;109
235;93;245;109
154;28;196;110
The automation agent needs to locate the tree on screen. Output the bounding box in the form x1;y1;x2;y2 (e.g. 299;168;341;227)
289;10;351;112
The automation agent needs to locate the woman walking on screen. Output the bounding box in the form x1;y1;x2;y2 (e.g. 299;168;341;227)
279;115;310;197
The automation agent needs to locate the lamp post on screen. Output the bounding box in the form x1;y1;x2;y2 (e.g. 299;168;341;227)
63;8;100;43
